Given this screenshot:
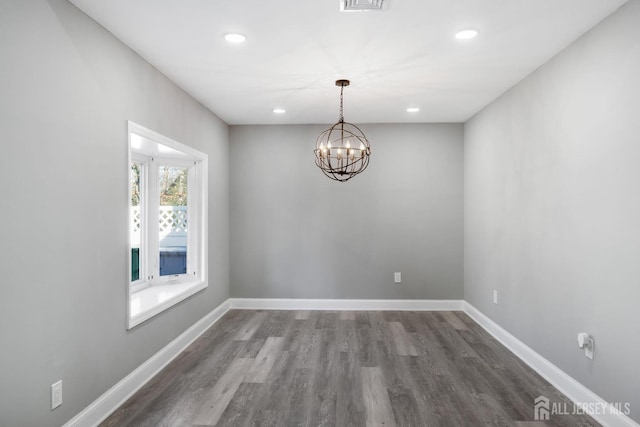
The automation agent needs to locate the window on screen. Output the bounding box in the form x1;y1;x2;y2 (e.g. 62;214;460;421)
127;122;208;329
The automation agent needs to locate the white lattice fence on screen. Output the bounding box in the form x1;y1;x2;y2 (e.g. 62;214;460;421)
131;206;187;247
159;206;187;234
132;207;141;233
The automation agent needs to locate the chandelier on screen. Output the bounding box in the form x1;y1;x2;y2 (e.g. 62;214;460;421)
314;80;371;182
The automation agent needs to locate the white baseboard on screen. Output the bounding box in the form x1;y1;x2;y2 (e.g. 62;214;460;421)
63;299;231;427
463;302;638;427
229;297;464;311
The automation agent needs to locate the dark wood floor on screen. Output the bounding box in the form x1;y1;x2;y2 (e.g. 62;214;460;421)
102;310;599;426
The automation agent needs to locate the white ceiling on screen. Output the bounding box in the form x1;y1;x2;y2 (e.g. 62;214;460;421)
69;0;627;125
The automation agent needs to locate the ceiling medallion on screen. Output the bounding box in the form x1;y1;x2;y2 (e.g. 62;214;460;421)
314;80;371;182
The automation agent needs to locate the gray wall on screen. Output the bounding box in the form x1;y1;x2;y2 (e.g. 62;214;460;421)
464;0;640;421
230;124;463;300
0;1;229;426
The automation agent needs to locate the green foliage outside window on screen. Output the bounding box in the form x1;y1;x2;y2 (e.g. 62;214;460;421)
131;163;141;206
159;166;188;206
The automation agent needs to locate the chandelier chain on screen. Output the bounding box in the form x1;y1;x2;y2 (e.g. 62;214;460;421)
339;84;344;122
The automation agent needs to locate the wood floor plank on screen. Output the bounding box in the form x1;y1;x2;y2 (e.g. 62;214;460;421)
295;310;310;320
233;311;267;341
192;357;255;425
236;337;266;359
293;326;322;369
426;313;480;359
336;351;366;427
387;321;418;356
254;350;293;412
403;313;449;376
336;315;358;352
315;311;338;330
387;386;425;427
396;311;418;333
369;311;393;342
406;361;471;426
355;326;378;368
361;367;397;427
340;311;356;320
214;382;264;426
372;339;430;427
281;315;310;353
253;310;291;339
307;330;339;426
243;336;285;383
218;310;256;335
286;368;313;424
441;310;469;330
474;392;520;426
355;311;372;328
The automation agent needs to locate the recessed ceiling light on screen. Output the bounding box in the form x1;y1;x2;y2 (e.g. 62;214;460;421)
273;108;286;114
224;33;246;43
406;107;420;113
455;29;478;40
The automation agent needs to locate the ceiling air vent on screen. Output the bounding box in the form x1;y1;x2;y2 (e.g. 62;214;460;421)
341;0;387;12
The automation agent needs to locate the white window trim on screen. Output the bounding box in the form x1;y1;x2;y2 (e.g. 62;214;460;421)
130;152;148;294
127;121;208;329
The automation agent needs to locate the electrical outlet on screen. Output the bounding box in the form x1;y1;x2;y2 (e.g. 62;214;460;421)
394;272;401;283
577;333;594;360
493;290;498;304
51;380;62;410
585;337;594;360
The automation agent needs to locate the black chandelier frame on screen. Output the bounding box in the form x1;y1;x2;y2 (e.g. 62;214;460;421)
314;80;371;182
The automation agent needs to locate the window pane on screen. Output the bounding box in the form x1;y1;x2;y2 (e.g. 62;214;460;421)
159;165;188;276
130;162;142;282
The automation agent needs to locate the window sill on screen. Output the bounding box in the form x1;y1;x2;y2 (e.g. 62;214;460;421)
128;280;206;329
